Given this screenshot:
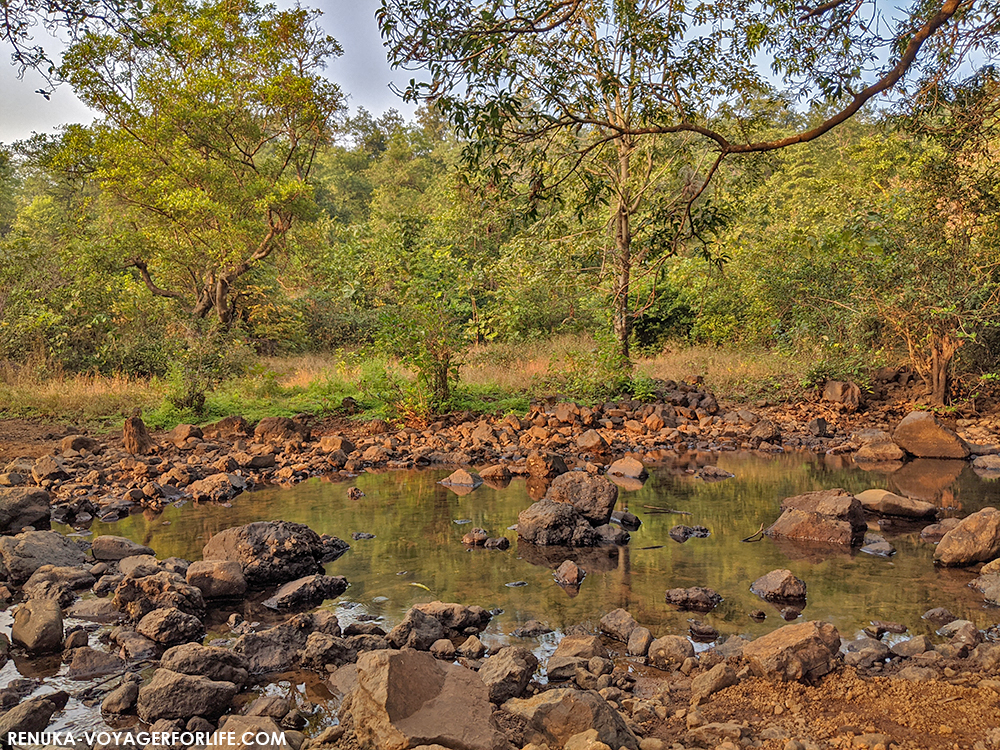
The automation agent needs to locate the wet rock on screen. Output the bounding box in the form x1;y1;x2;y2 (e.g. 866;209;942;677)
64;629;88;649
348;649;507;750
462;528;489;546
119;555;160;579
593;523;629;545
554;560;585;587
861;536;896;557
501;688;639;750
233;611;341;674
689;620;720;642
484;536;510;549
544;473;618;526
298;632;359;670
0;530;87;584
669;525;710;543
480;464;512;482
66;598;119;623
0;695;63;737
186;560;247;599
750;420;781;444
854;441;906;463
187;473;247;503
665;586;722;612
11;599;63;653
110;627;159;661
202;521;336;586
137;669;237;722
457;635;486;659
0;487;50;533
479;646;539;703
112;571;206;620
934;507;1000;566
743;620;840;681
526;451;569;479
691;663;738;704
610;510;641;530
627;627;653;657
157;644;249;694
511;621;552;638
766;488;866;547
921;517;961;543
91;535;155;561
23;565;94;605
599;608;638;642
102;680;140;714
136;607;204;645
855;489;937;519
648;635;695;670
607;456;647;480
439;468;483;488
516;500;599;546
66;646;125;679
750;569;807;602
695;465;734;481
893;410;969;459
262;574;348;610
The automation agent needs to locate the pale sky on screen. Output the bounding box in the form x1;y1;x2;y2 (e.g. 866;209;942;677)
0;0;416;145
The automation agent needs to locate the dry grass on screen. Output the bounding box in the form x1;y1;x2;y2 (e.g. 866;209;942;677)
460;333;603;389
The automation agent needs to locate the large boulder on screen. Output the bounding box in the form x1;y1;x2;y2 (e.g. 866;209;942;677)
648;635;695;670
202;521;338;586
254;417;309;444
543;473;619;526
766;488;866;547
516;500;600;546
501;688;639;750
387;602;491;651
186;560;247;599
234;611;341;673
348;649;508;750
136;669;237;722
854;489;937;519
11;598;63;653
91;535;155;561
478;646;538;704
0;530;87;584
892;411;969;459
187;473;247;503
262;574;348;610
0;695;64;738
0;487;50;533
136;607;204;645
161;643;250;688
111;571;206;620
23;565;95;605
743;620;840;681
934;507;1000;566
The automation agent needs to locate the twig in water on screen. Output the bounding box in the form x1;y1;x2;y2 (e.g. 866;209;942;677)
642;505;692;515
741;523;765;543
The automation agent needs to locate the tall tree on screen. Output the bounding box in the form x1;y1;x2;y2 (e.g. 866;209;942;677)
60;0;345;324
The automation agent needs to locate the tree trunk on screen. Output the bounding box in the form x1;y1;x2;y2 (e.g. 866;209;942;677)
925;334;961;405
611;141;633;362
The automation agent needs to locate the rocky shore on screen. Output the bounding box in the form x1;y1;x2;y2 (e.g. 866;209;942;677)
3;381;1000;750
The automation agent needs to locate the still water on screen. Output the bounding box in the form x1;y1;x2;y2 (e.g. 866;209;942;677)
71;450;1000;642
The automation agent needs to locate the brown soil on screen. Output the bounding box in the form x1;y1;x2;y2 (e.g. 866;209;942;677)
0;419;75;464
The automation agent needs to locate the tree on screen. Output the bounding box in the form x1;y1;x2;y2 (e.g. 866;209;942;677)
59;0;345;325
378;0;982;360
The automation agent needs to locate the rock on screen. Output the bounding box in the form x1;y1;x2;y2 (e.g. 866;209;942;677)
607;456;647;480
348;649;507;750
187;473;247;503
921;517;962;543
665;587;722;611
627;627;653;657
526;451;568;479
136;607;204;645
137;669;237;722
439;469;483;487
161;643;250;688
554;560;585;587
0;695;62;737
934;507;1000;566
691;663;738;703
261;574;349;610
457;635;486;659
64;629;88;649
186;560;247;599
110;627;159;660
648;635;694;669
599;608;638;642
553;634;607;660
91;535;155;561
892;411;969;459
766;488;866;547
234;611;341;673
386;610;444;651
112;571;206;620
254;417;309;444
750;420;781;444
67;598;119;623
202;521;336;586
298;632;360;670
695;465;734;481
66;646;125;679
0;530;87;584
123;415;155;455
577;430;609;453
668;525;710;543
119;555;160;579
480;464;512;482
743;621;840;681
202;416;250;440
502;688;639;750
891;635;933;657
23;565;95;604
32;454;69;483
823;381;861;410
750;569;807;601
102;680;140;714
544;473;618;526
479;646;538;703
62;434;101;453
854;489;937;518
320;434;355;453
854;441;906;463
211;716;290;750
0;487;50;533
11;598;63;653
516;500;599;546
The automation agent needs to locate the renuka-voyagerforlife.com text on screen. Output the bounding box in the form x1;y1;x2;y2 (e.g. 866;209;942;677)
7;731;289;747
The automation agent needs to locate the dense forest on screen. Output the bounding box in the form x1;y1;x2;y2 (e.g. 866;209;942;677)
2;0;1000;426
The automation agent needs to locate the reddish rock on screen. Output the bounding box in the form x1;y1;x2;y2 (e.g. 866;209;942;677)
766;488;866;547
892;411;969;459
743;620;840;681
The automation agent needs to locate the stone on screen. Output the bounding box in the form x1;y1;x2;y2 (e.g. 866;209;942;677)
137;669;237;722
890;635;933;657
577;430;609;453
526;451;569;479
62;434;101;453
348;649;507;750
553;635;607;661
691;663;738;703
935;507;1000;566
921;518;962;543
627;627;654;657
254;417;309;444
516;500;599;546
211;716;290;750
607;456;648;479
823;381;861;410
0;695;63;738
892;411;969;459
554;559;585;587
599;608;638;642
320;435;355;454
648;635;695;670
187;473;247;503
137;607;204;644
478;646;539;703
0;487;50;533
743;621;840;681
544;473;618;526
11;598;63;653
750;420;781;444
234;611;341;674
91;535;155;561
479;464;512;482
66;646;125;679
665;586;722;611
161;643;250;688
298;632;360;670
261;574;349;610
501;688;639;750
854;489;937;518
32;455;69;483
439;469;483;487
0;530;87;584
23;565;95;604
119;555;160;579
66;598;120;623
750;569;807;601
766;488;866;547
102;681;140;714
457;635;486;659
186;560;247;599
112;571;206;620
202;521;335;586
854;441;906;463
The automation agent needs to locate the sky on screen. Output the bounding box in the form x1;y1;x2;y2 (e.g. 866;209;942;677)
0;0;416;145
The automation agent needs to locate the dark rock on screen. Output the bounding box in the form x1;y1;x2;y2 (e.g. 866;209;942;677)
298;632;359;671
136;607;204;645
543;473;618;526
261;574;349;610
665;586;722;612
161;643;250;688
254;417;309;444
766;488;866;547
526;451;568;479
202;521;335;586
66;646;124;679
0;487;50;533
112;571;206;620
137;669;237;722
233;611;340;674
91;535;155;561
669;524;710;543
